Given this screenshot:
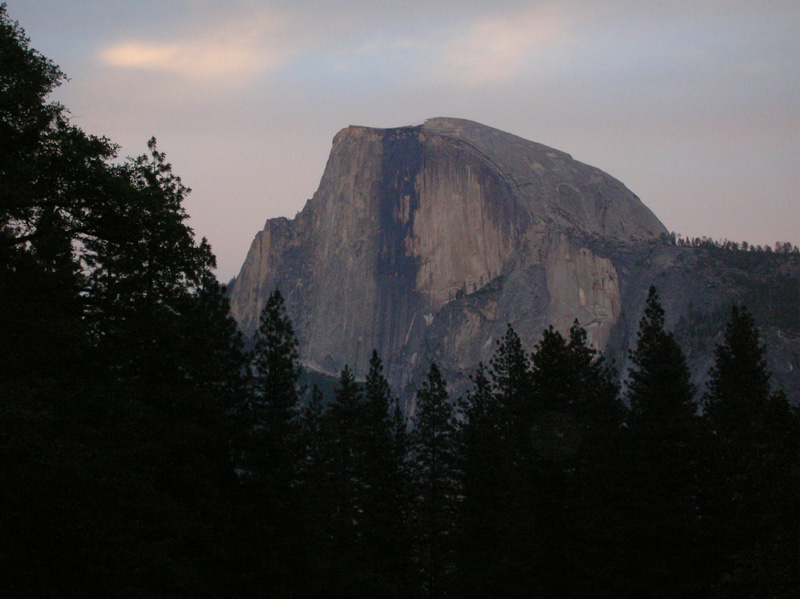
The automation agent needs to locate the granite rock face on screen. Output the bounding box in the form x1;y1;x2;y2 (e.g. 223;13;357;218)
230;118;799;403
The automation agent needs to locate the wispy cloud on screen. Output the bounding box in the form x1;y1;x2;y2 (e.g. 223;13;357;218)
100;8;297;84
437;5;568;86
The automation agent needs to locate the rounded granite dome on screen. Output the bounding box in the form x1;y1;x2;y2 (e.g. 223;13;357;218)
418;117;667;240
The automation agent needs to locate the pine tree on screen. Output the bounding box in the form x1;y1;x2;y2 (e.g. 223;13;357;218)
489;324;531;437
456;362;510;597
702;305;800;596
324;364;364;551
315;354;414;595
298;384;326;485
251;288;302;433
459;363;501;500
231;288;307;594
180;271;250;409
408;363;461;597
362;351;407;526
291;383;332;595
361;350;414;595
627;286;696;430
527;322;624;596
462;324;536;598
704;305;773;434
622;285;702;597
241;287;303;498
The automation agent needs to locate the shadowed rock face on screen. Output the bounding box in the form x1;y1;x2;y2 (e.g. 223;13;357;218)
230;117;664;386
229;118;799;403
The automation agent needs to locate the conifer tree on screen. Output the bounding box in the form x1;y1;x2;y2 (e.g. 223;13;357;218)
298;384;326;484
527;322;624;596
317;358;413;595
528;322;623;469
466;324;537;598
292;383;331;594
569;323;625;440
231;288;306;594
241;287;303;506
251;288;302;433
456;362;510;597
408;363;461;597
704;305;775;434
702;305;800;596
361;350;414;595
460;362;501;505
180;272;250;408
247;291;301;490
627;286;696;430
324;364;364;549
362;350;407;532
489;324;531;436
622;285;702;597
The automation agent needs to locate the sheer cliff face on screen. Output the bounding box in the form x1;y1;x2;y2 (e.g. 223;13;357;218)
230;118;667;385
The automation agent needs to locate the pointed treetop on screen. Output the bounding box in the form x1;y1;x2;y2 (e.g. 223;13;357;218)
703;305;775;433
253;287;302;413
627;285;695;427
640;285;666;338
490;323;530;401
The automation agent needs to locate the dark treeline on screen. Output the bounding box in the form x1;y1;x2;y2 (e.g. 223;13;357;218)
235;290;796;599
2;6;798;597
661;232;799;254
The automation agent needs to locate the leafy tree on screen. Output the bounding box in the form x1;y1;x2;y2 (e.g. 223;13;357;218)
1;1;68;239
0;3;108;383
408;363;461;597
80;138;219;384
1;7;254;595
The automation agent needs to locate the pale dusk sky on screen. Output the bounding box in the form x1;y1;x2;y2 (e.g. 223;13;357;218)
9;1;799;279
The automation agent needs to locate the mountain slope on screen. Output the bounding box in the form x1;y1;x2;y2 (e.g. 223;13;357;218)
229;118;798;402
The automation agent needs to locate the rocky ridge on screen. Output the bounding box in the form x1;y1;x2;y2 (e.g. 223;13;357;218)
229;118;799;403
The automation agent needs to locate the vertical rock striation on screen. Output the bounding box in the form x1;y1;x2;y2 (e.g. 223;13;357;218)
229;118;799;402
229;118;665;389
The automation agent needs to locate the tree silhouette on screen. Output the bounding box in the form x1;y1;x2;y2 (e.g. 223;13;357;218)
622;285;703;597
703;305;800;596
408;363;461;597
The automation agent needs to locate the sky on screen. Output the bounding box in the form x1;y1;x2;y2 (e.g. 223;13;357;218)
9;1;800;280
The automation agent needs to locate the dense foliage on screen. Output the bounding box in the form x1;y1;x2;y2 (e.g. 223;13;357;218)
2;7;797;597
